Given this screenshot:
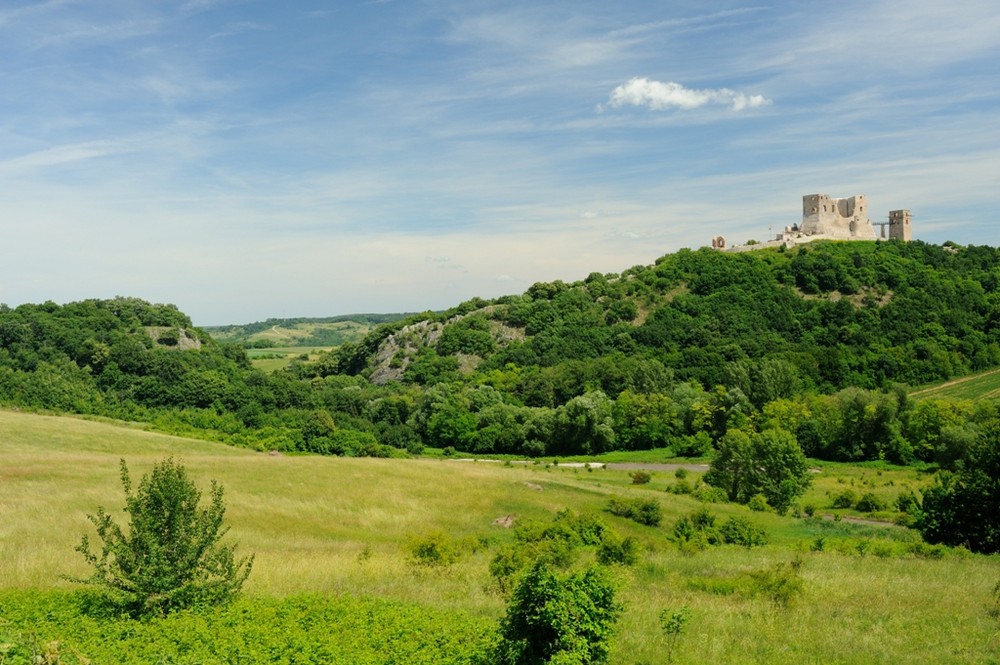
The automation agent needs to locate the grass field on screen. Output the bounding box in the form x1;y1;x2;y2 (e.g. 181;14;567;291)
246;346;331;371
910;367;1000;401
2;409;999;664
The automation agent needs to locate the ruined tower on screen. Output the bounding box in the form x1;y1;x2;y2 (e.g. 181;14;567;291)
800;194;877;241
888;210;912;242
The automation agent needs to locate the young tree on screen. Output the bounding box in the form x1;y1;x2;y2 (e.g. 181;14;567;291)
71;458;253;617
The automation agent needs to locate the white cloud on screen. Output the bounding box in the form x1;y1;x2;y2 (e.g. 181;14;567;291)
606;77;771;112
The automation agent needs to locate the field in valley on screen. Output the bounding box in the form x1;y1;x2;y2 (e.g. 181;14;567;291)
1;409;998;664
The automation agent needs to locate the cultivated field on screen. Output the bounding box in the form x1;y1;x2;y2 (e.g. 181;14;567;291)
910;367;1000;401
1;410;998;664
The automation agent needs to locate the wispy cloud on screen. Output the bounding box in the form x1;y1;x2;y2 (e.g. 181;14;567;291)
604;77;771;112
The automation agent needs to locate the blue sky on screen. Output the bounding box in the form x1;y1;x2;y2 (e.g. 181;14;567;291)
2;0;999;325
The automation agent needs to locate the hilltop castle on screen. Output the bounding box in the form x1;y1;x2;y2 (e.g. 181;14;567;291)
711;194;912;252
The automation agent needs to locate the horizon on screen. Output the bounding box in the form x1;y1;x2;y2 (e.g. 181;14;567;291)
3;1;998;326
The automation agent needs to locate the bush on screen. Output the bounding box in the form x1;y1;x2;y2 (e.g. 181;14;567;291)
855;492;886;513
407;531;460;567
596;534;641;567
832;489;857;509
718;517;769;548
630;470;652;485
606;496;662;527
746;559;804;607
493;561;620;665
70;458;253;618
747;494;770;512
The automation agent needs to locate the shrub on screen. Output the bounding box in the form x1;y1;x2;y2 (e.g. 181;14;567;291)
493;561;620;665
895;490;919;514
407;531;460;567
596;534;641;567
606;496;662;527
674;468;689;479
692;485;728;503
832;489;857;509
747;494;770;512
630;470;652;485
667;479;693;495
746;559;804;608
718;517;769;548
70;458;253;618
855;492;886;513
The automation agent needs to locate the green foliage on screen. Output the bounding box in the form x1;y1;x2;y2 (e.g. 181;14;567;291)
745;559;805;608
705;428;811;513
919;436;1000;553
659;606;691;665
747;493;770;512
629;470;652;485
595;533;641;567
855;492;887;513
407;531;461;567
493;561;620;665
70;458;252;618
831;489;858;509
718;517;769;548
605;496;662;526
0;589;489;665
672;510;768;550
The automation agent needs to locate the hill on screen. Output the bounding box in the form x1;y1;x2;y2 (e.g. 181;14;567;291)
4;241;1000;469
2;408;998;664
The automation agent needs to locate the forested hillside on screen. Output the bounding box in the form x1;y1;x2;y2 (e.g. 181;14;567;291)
4;242;1000;463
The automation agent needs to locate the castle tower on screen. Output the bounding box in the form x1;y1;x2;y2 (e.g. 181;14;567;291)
888;210;912;242
711;235;727;250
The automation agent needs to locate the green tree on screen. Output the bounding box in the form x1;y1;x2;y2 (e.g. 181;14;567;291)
704;428;811;513
71;458;253;617
918;436;1000;554
493;561;620;665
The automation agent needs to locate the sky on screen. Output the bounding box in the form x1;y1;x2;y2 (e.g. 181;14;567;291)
2;1;999;325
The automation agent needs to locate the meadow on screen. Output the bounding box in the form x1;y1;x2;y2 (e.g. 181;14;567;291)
2;409;999;664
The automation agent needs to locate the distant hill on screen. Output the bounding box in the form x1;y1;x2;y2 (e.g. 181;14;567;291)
205;313;415;348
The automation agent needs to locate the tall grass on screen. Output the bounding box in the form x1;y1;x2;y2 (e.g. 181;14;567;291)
2;409;999;664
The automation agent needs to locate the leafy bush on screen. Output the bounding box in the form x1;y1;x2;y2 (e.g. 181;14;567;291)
832;489;857;509
855;492;886;513
407;531;460;567
606;496;662;527
630;470;652;485
747;493;770;512
596;533;641;567
718;517;769;548
69;458;253;618
492;561;620;665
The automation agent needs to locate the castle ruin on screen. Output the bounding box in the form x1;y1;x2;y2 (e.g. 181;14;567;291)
712;193;912;252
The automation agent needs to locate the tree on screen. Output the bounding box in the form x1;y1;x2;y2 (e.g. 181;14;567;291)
918;436;1000;554
71;458;253;617
493;560;620;665
704;428;811;513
